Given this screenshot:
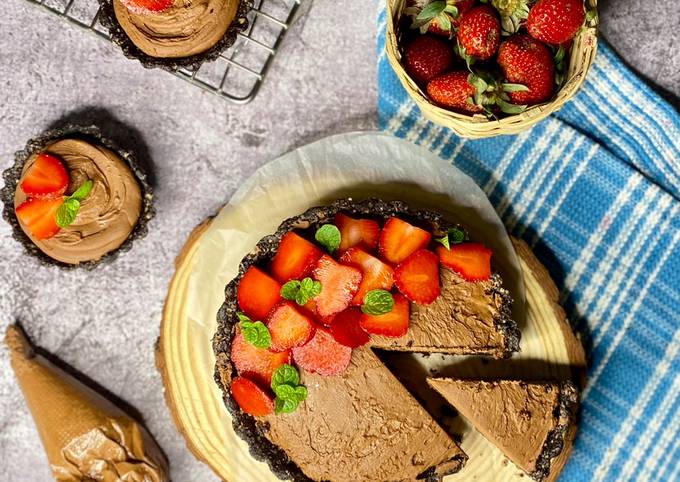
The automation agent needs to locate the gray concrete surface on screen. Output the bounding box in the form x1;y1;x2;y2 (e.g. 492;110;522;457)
0;1;677;481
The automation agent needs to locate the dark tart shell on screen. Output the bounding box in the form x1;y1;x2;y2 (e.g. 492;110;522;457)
213;198;520;482
1;124;155;269
98;0;253;71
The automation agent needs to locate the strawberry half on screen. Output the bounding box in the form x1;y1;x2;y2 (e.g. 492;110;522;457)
231;332;291;385
436;243;492;281
20;153;69;199
292;327;352;376
15;197;63;240
379;217;432;265
339;247;394;305
394;249;441;304
334;213;380;253
120;0;173;14
266;302;316;352
311;255;363;319
231;376;274;417
271;232;324;283
237;267;283;321
360;293;410;337
329;308;370;348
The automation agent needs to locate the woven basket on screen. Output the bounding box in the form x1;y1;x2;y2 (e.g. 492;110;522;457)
385;0;598;138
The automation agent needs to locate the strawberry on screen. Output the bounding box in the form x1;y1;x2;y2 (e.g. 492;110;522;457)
120;0;173;14
15;197;63;240
334;213;380;253
266;302;316;352
360;293;410;337
292;327;352;376
231;332;291;385
405;0;477;37
329;307;370;348
237;267;283;321
436;242;492;281
311;255;363;319
457;5;501;60
490;0;530;34
394;249;441;304
527;0;585;45
403;35;455;85
339;248;394;305
497;34;555;105
271;232;324;283
427;71;484;114
20;153;69;199
230;376;274;417
379;217;432;265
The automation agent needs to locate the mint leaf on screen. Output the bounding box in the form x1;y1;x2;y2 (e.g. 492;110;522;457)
280;280;300;300
281;278;321;306
271;364;300;390
71;180;93;201
236;312;252;323
315;224;341;254
273;383;296;399
435;228;466;250
361;289;395;316
240;320;271;349
275;397;298;414
292;385;308;403
55;198;80;228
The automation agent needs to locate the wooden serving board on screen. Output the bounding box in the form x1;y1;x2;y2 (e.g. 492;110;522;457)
157;217;586;482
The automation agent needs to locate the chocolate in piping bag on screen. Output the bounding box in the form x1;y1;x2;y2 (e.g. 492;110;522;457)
5;324;169;482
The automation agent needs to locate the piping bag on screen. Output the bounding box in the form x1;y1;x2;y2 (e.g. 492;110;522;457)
5;324;169;482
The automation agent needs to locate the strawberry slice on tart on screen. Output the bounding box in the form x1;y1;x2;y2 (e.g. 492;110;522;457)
311;255;363;319
120;0;173;14
15;197;64;240
437;243;492;281
237;267;283;321
334;213;380;253
360;293;410;337
20;153;69;199
379;217;432;265
329;308;370;348
267;302;316;352
339;247;394;305
394;249;441;305
231;376;275;417
231;331;291;385
271;232;324;283
292;327;352;376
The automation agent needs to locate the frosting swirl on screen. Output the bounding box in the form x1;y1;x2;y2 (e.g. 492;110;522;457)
14;139;142;265
113;0;239;58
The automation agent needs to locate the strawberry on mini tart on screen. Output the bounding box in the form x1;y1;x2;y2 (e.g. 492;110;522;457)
213;198;520;482
98;0;252;70
1;125;154;268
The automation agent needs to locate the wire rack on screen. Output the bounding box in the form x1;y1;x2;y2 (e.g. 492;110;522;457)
25;0;301;103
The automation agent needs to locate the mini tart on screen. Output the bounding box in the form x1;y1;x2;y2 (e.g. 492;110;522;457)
213;198;520;482
427;379;579;482
98;0;253;70
1;125;154;268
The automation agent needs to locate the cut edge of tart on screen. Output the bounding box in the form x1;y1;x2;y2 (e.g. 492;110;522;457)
213;198;520;481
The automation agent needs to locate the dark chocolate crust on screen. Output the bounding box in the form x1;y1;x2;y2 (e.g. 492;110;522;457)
97;0;253;72
213;198;520;482
531;381;579;481
0;124;155;270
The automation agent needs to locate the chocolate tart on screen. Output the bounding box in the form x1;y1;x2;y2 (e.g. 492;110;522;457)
213;198;520;481
427;379;579;481
98;0;253;71
1;124;154;269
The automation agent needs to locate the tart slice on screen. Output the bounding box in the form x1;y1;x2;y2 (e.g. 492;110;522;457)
427;378;579;481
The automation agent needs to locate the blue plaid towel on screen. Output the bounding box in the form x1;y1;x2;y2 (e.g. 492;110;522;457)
377;8;680;482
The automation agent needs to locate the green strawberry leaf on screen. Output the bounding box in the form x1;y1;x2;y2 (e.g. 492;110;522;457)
361;289;395;316
416;1;446;21
315;224;341;254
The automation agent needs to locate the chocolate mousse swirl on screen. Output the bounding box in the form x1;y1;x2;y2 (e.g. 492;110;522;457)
13;139;142;265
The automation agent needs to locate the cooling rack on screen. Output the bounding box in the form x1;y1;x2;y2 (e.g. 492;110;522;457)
25;0;301;103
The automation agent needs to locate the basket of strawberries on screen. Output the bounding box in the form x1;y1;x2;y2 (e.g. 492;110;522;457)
385;0;598;138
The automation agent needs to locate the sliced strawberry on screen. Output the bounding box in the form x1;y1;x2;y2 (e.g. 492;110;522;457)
270;232;324;283
334;213;380;253
394;249;440;304
15;197;63;240
379;217;432;265
360;293;410;337
237;267;283;321
301;299;334;326
339;247;394;305
329;308;370;348
20;153;69;199
292;327;352;376
266;302;316;352
121;0;173;14
231;376;274;417
311;255;362;318
436;243;492;281
231;332;291;385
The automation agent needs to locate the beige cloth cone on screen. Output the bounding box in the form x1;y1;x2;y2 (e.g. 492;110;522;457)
5;324;169;482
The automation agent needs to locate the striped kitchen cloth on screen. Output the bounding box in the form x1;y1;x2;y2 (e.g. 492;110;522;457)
377;7;680;482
